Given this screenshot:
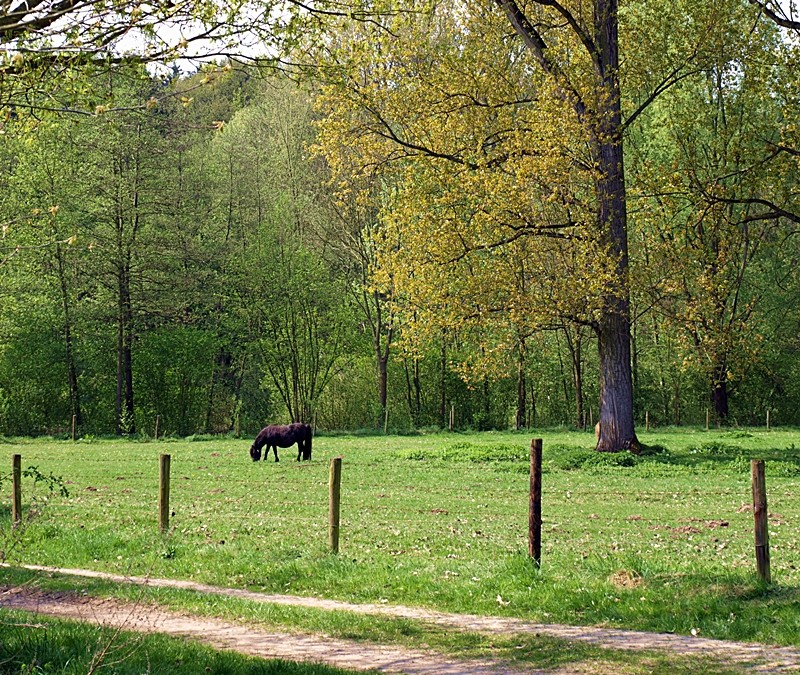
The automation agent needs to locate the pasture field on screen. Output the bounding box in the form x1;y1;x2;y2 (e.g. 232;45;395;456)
3;427;800;650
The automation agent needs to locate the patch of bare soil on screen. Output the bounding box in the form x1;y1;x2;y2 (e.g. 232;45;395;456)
4;564;800;673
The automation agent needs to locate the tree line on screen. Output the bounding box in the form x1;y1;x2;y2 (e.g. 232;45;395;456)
1;0;798;440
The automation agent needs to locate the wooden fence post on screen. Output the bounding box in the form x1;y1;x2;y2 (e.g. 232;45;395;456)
159;454;171;532
329;457;342;554
155;415;160;440
645;411;649;432
766;409;770;431
751;459;771;583
12;454;22;527
72;415;77;442
529;438;543;567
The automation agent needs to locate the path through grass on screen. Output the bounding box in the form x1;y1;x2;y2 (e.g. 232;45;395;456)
2;427;799;647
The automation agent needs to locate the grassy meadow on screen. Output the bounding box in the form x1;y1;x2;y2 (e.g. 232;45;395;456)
2;427;800;651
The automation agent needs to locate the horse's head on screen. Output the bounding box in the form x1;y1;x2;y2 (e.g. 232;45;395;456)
249;444;261;461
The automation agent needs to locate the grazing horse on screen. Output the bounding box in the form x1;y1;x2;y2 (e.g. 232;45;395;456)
250;423;312;462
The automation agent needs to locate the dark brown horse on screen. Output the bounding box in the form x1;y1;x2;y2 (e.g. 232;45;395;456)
250;423;312;462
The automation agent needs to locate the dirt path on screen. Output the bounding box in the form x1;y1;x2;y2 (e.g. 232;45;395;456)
4;564;800;673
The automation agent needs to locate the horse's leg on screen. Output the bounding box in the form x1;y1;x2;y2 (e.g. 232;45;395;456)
272;444;279;462
296;441;302;461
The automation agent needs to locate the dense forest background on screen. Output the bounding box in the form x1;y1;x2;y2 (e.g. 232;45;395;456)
1;3;799;438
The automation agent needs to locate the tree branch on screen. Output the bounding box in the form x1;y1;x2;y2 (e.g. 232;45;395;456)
747;0;800;30
492;0;589;123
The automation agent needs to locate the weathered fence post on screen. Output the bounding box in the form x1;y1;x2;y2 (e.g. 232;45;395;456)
12;454;22;527
329;457;342;554
645;411;649;433
751;459;771;583
766;409;771;431
72;415;77;442
155;415;160;440
159;454;171;532
529;438;543;567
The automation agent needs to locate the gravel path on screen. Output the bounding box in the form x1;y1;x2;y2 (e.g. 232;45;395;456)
3;564;800;673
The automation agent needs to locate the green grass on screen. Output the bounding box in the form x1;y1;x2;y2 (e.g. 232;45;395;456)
2;427;800;653
0;606;362;674
0;570;748;675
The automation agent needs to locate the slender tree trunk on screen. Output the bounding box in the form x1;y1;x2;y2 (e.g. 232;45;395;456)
374;297;393;427
563;326;585;429
404;357;422;427
482;377;490;430
378;354;388;419
55;243;82;429
516;339;526;430
116;305;124;435
439;339;447;428
205;359;216;433
117;263;135;435
557;345;570;420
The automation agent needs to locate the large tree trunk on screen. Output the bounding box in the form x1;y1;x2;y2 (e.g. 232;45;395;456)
711;363;730;423
592;0;639;453
496;0;639;452
594;139;639;453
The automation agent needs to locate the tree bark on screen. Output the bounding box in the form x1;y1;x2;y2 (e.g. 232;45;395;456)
712;364;730;422
594;136;638;452
592;0;639;453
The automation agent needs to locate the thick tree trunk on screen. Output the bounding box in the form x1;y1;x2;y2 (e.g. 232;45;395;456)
493;0;639;450
594;137;639;452
712;364;730;422
596;304;638;452
592;0;639;453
